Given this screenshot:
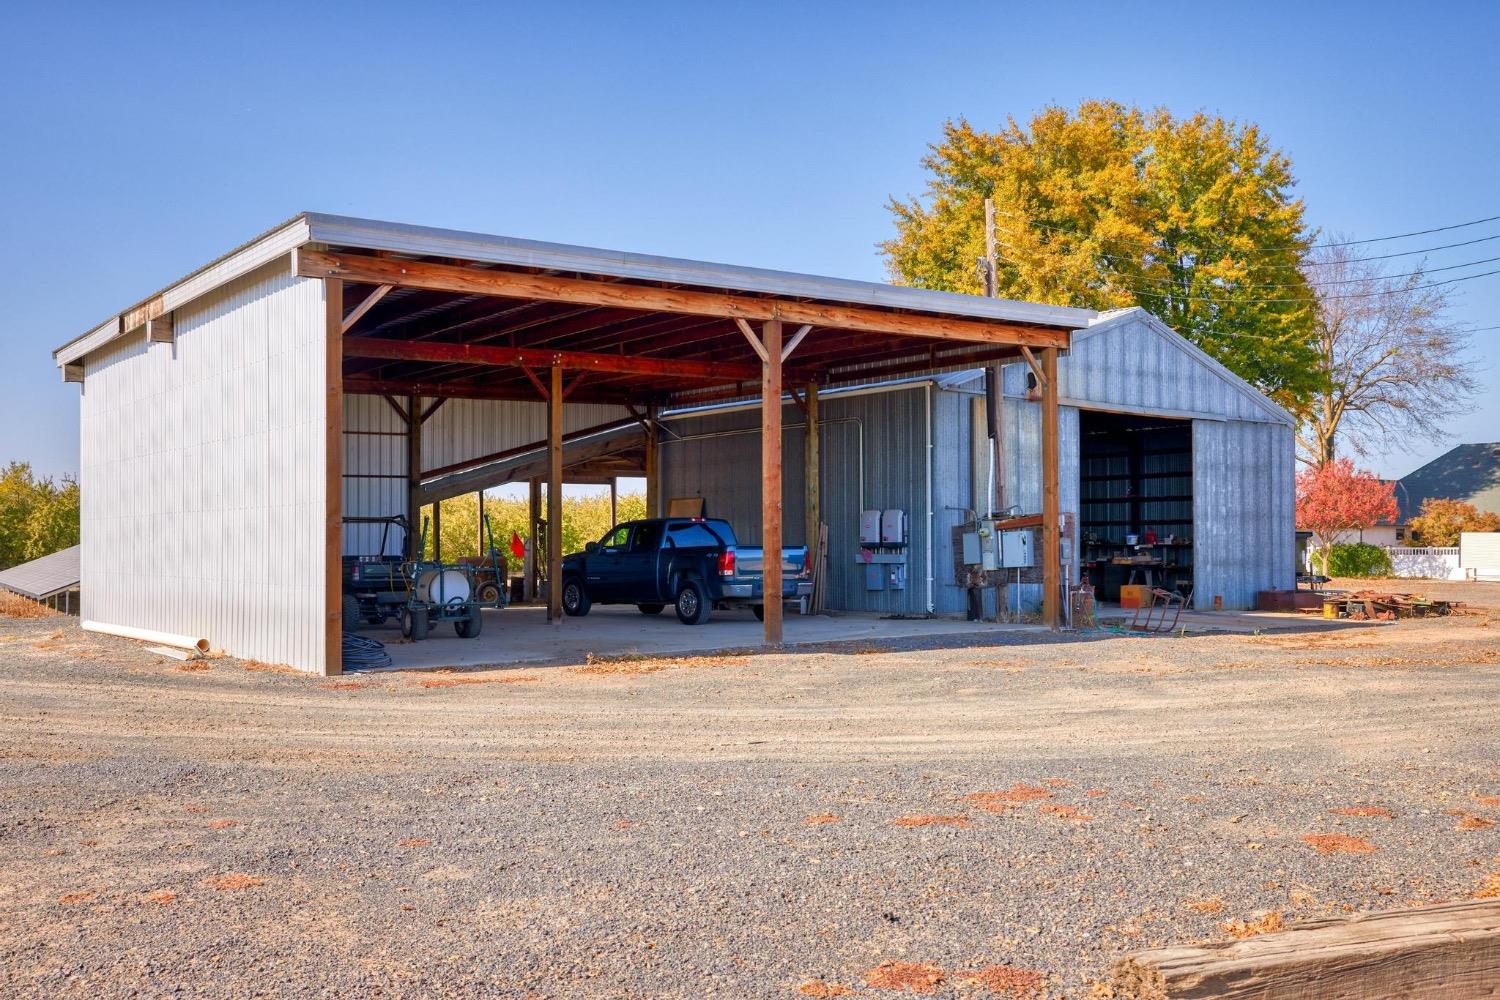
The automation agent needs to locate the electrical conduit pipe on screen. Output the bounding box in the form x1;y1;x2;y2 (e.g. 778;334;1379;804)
82;621;210;654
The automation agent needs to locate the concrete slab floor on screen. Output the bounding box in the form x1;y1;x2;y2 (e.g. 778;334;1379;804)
362;604;1042;672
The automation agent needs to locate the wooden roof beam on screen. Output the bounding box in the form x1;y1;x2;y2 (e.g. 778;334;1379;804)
298;249;1072;348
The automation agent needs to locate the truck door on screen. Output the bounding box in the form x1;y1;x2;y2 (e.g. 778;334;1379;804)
588;524;632;601
614;521;663;601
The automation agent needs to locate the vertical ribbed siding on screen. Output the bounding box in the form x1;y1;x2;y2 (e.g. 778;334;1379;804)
422;398;630;470
659;386;936;616
80;262;328;671
343;394;408;556
1192;420;1295;609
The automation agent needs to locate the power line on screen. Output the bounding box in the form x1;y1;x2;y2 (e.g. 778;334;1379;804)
992;247;1500;304
999;242;1500;291
995;208;1500;260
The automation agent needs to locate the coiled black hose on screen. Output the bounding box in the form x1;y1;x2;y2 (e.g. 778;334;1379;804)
342;631;393;670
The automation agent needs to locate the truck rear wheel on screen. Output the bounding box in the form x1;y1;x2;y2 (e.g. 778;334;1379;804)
674;579;711;625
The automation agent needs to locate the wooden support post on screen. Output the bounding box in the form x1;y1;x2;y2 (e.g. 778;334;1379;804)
526;477;541;601
644;405;659;518
1041;346;1061;629
406;394;421;560
761;319;784;644
432;499;442;562
547;366;564;623
323;278;344;676
804;382;819;550
610;477;618;526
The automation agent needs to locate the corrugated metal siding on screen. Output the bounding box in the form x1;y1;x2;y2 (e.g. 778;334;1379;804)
1002;311;1288;426
343;394;408;556
660;386;940;616
422;398;630;471
80;262;328;672
1192;420;1295;609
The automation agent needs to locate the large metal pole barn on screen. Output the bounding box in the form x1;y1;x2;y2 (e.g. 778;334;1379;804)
54;215;1089;675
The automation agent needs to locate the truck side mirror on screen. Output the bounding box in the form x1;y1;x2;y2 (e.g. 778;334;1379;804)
585;542;599;554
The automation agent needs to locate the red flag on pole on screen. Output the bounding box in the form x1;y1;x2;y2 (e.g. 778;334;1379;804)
510;531;526;561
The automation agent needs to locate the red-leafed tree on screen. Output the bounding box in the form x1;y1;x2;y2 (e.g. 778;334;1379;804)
1295;458;1399;575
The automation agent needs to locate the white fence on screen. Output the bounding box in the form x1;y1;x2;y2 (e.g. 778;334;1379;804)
1383;547;1463;580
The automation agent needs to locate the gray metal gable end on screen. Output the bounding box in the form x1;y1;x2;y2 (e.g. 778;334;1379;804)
1076;308;1296;427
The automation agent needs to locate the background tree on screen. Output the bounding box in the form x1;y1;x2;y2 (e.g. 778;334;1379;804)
1296;240;1478;465
1406;497;1500;547
419;489;646;569
1295;458;1399;575
883;101;1324;404
0;462;80;569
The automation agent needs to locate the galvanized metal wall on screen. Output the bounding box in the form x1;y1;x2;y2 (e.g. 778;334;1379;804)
422;398;630;472
1193;420;1296;608
343;394;408;556
1000;398;1081;613
661;385;965;616
80;262;329;671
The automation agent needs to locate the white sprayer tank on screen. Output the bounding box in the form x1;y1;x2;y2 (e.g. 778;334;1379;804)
416;569;471;605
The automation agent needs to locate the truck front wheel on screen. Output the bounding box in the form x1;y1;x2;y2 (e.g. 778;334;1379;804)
674;579;711;625
562;578;591;617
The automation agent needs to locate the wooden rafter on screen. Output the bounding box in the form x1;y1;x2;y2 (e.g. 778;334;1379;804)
341;283;394;334
344;336;764;383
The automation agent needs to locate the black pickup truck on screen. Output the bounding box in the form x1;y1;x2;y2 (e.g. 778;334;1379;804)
560;517;811;624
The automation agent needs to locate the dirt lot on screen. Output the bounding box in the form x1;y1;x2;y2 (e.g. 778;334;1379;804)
2;584;1498;998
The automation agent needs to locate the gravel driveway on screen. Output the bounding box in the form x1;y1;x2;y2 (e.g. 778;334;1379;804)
1;587;1497;998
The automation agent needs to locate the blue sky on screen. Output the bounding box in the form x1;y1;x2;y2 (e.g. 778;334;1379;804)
2;0;1495;482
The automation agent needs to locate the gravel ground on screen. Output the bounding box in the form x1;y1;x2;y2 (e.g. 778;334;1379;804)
1;587;1497;998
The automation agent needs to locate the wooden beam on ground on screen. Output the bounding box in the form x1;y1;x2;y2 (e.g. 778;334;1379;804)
341;283;393;334
323;278;344;676
761;319;784;645
343;336;763;383
1041;346;1060;630
1109;899;1500;999
146;311;174;344
298;249;1072;349
547;366;563;624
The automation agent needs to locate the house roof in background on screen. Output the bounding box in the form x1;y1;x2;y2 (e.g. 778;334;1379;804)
1396;442;1500;522
0;545;80;600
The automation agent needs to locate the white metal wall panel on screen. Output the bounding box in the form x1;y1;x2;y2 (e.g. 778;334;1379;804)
421;398;631;472
1001;399;1080;611
80;263;328;672
1461;532;1500;579
1192;419;1296;609
343;394;408;556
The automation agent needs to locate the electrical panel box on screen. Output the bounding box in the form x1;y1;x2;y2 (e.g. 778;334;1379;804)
889;565;906;590
864;563;884;591
961;532;982;566
977;520;999;570
859;510;882;545
880;509;907;545
1000;530;1033;568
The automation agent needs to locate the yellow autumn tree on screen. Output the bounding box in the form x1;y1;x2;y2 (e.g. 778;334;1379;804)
883;102;1323;406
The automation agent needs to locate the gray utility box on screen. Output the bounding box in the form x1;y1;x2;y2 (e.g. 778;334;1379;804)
1000;529;1034;568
